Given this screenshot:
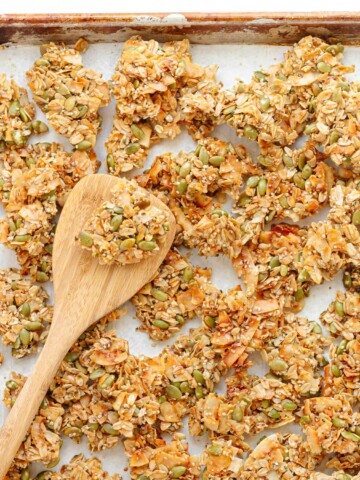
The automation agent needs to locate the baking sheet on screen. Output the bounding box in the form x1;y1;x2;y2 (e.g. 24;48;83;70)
0;41;356;477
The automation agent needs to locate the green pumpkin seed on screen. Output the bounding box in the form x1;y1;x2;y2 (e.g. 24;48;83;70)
335;300;345;317
341;430;360;442
8;220;16;232
280;265;289;277
317;62;331;73
21;302;31;317
35;58;50;67
75;105;88;118
9;101;20;117
209;156;225;167
87;422;99;431
269;358;288;372
298;269;310;283
36;271;49;282
195;386;204;399
238;194;251;206
329;131;340;144
137;476;150;480
20;328;31;346
293;172;306;190
246;175;260;188
179;161;191;177
204;315;217;328
232;406;243;422
283;154;294;168
330;322;338;334
125;143;140;155
150;288;168;301
332;88;343;103
110;214;123;232
268;408;281;419
298;153;306;170
166;384;182;399
244;124;258;141
337;339;348;355
76;140;92;151
295;287;305;302
282;400;297;411
90;368;105;380
269;256;280;269
301;164;312;179
343;271;353;290
100;374;116;389
176;179;188;195
332;364;342;377
58;84;71;96
19;108;30;122
266;210;277;222
131;124;145;140
103;423;120;435
152;319;169;330
20;469;30;480
352;210;360;226
258;178;267;196
259;96;270;112
175;314;185;325
47;457;60;468
6;380;18;390
193;369;205;385
64;351;79;363
207;444;223;455
199;147;210;165
304;123;317;135
24;321;42;332
211;209;228;217
332;417;347;428
171;466;186;478
16;219;23;229
338;81;350;91
300;415;310;425
254;71;267;81
180;381;192;394
120;238;136;250
107;154;115;169
182;266;194;283
138;241;157;251
311;322;322;334
223;105;236;115
258;272;268;282
12;130;26;148
79;232;93;247
158;395;167;404
258;156;272;169
32;120;49;134
261;399;270;409
64;96;76;111
326;44;344;55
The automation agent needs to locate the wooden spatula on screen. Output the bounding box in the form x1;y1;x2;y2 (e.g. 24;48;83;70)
0;174;176;478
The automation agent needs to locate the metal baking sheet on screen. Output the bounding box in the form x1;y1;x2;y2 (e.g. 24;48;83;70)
0;38;357;477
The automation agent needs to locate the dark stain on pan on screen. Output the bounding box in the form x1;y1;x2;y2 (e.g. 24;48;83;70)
1;13;360;46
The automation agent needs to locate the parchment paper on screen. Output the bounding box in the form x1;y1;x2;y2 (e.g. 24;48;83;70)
0;41;358;477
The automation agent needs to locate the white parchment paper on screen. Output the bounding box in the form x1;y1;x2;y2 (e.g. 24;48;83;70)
0;41;358;477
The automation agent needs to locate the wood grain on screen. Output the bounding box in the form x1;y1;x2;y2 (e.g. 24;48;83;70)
0;174;176;478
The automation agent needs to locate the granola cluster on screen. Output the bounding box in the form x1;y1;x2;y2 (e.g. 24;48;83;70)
27;39;110;150
106;36;222;173
78;178;170;265
4;34;360;479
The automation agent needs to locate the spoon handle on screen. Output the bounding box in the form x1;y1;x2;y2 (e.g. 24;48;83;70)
0;328;70;478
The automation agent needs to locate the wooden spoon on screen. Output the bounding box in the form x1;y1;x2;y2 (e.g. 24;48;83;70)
0;174;176;478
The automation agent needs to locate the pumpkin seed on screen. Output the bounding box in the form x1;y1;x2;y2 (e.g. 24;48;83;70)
352;210;360;226
176;179;187;194
283;154;294;168
304;123;317;135
138;241;157;251
259;96;270;112
76;140;92;151
269;256;280;269
232;406;243;422
47;457;60;468
120;238;136;250
36;271;49;282
209;156;225;167
332;364;342;377
64;426;82;437
125;143;140;155
20;469;30;480
193;369;205;385
180;381;192;394
343;271;353;290
258;178;267;196
341;430;360;442
246;175;260;188
293;172;306;190
175;314;185;325
103;424;120;435
110;214;123;232
329;131;340;144
90;368;105;380
282;400;297;411
150;288;168;301
280;265;289;276
335;300;345;317
131;124;145;140
19;108;30;122
179;161;191;177
269;358;288;371
311;322;322;334
64;96;76;111
207;444;223;455
332;417;347;428
20;328;31;346
6;380;18;390
79;232;93;247
9;101;20;116
152;319;169;330
223;105;236;115
99;374;116;389
317;62;331;73
166;384;182;399
298;269;310;283
64;351;79;363
35;58;50;67
204;315;217;328
199;147;209;165
107;154;115;169
301;164;312;179
21;302;31;317
75;105;88;118
87;422;99;431
254;71;267;81
195;386;204;399
211;209;228;217
267;408;281;419
337;339;348;355
244;124;258;141
295;287;305;302
171;466;186;478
